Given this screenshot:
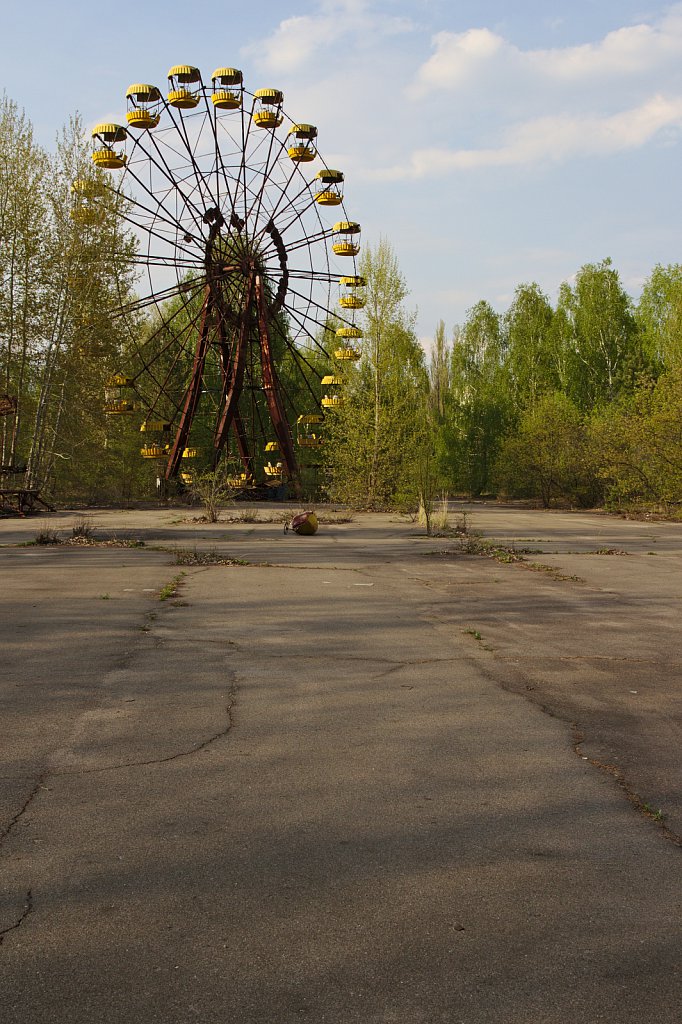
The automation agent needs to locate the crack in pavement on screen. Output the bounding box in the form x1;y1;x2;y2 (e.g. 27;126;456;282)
0;774;48;848
497;654;675;666
427;611;682;850
0;890;33;949
573;727;682;849
46;688;237;779
0;689;236;784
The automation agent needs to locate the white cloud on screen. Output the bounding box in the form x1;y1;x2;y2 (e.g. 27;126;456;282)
243;14;340;74
414;27;504;91
414;5;682;95
244;0;414;75
379;95;682;178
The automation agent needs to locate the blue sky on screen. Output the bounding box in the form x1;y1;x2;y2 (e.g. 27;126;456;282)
3;0;681;344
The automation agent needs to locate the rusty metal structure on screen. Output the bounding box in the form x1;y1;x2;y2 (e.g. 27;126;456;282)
88;65;362;493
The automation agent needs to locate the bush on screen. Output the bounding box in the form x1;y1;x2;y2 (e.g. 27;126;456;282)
588;370;682;512
494;392;601;507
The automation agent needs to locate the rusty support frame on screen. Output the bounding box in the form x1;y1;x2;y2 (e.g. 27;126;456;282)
165;287;212;480
255;275;301;496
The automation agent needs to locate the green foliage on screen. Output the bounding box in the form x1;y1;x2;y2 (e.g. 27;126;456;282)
588;369;682;512
190;464;242;522
442;302;511;495
494;392;600;507
555;259;646;410
2;91;679;520
637;263;682;370
325;239;428;509
504;282;557;409
0;97;140;502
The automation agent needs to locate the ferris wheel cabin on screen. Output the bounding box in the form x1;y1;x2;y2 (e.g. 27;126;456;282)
321;374;346;409
297;414;325;447
211;67;243;109
139;421;171;460
70;178;104;225
287;124;318;163
253;88;283;128
339;275;366;309
314;169;344;206
335;325;363;361
91;124;128;169
332;221;361;257
125;84;162;129
104;375;134;415
167;65;201;108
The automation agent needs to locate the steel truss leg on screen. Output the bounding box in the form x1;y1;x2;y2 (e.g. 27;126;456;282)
255;275;301;497
165;288;212;481
212;277;254;466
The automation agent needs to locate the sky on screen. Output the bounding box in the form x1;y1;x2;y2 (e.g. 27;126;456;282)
2;0;682;346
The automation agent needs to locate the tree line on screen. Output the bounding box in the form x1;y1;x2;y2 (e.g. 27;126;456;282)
329;247;682;516
0;96;140;503
1;95;680;513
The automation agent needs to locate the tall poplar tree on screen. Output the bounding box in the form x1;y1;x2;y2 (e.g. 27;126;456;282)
504;282;557;409
447;300;510;494
325;238;428;508
637;263;682;370
555;259;645;410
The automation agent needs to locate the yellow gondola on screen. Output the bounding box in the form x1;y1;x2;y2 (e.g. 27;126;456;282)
167;65;201;108
334;325;363;361
314;168;343;206
105;399;135;415
264;441;280;452
339;275;366;309
70;178;103;225
264;462;284;478
71;178;102;196
332;221;360;256
140;444;168;459
321;374;345;409
139;421;171;460
253;88;283;128
211;67;243;109
335;326;362;341
139;421;172;433
297;413;324;447
126;84;162;129
91;124;127;169
182;447;200;459
287;124;317;162
104;374;134;414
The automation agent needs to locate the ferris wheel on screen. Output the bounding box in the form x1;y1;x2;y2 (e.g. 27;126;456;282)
85;64;366;493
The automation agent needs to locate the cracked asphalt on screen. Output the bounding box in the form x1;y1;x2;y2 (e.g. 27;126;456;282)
1;504;681;1022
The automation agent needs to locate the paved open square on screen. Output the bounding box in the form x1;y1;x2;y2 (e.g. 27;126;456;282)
1;504;680;1022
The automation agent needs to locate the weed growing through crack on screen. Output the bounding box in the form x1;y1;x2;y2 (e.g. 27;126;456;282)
463;628;494;651
173;547;250;566
643;804;668;822
33;525;61;545
159;573;186;601
528;562;584;582
71;518;95;540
